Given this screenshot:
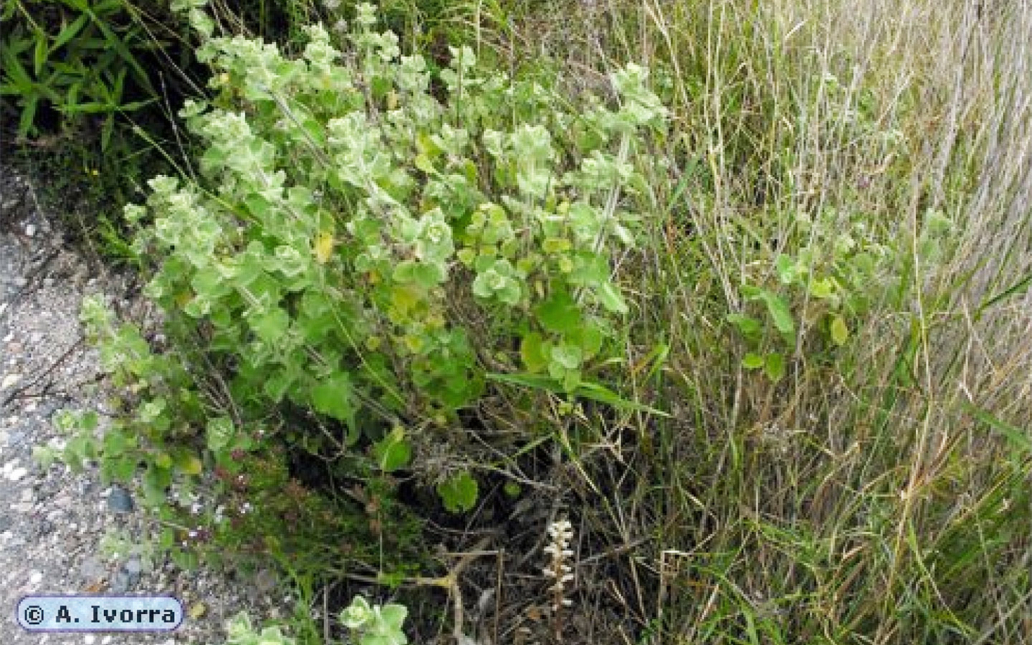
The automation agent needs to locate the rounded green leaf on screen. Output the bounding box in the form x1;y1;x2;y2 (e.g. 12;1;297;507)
830;315;849;346
534;290;581;334
597;281;629;314
249;307;290;343
550;343;583;370
437;471;478;513
373;427;412;472
206;416;234;452
520;332;548;373
764;352;786;383
742;353;765;369
379;604;408;631
311;374;356;440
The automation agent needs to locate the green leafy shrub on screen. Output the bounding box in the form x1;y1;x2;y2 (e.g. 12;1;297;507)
56;0;667;579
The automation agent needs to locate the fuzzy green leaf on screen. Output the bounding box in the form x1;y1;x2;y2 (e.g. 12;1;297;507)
379;604;408;631
764;353;786;383
550;343;583;370
373;427;412;472
206;416;235;453
829;315;849;346
142;464;172;506
311;374;356;440
249;307;290;343
742;353;765;369
762;293;795;336
437;471;478;513
727;313;762;340
520;332;548;373
597;281;629;314
534;289;581;334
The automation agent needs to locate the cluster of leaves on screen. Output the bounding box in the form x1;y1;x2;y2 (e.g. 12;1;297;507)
219;595;408;645
42;295;416;573
340;596;408;645
729;211;898;383
52;0;666;577
224;611;296;645
0;0;162;149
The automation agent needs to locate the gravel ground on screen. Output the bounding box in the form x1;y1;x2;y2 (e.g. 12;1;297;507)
1;169;283;644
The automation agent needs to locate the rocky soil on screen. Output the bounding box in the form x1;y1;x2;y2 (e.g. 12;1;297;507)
0;169;283;644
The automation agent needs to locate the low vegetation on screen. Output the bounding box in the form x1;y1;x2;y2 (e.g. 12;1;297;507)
7;0;1030;643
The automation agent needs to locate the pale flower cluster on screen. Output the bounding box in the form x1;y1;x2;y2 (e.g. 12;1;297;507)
543;519;575;608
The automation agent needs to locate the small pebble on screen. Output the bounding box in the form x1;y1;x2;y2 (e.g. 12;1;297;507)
25;223;36;237
80;557;104;581
125;557;142;575
29;570;42;584
110;569;131;593
1;373;21;390
107;486;134;514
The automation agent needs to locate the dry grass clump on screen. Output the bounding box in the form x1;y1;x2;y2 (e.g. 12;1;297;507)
462;1;1032;643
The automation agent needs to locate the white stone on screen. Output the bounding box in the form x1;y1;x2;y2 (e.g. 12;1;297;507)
25;223;36;237
1;373;21;390
29;571;42;584
8;466;28;481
